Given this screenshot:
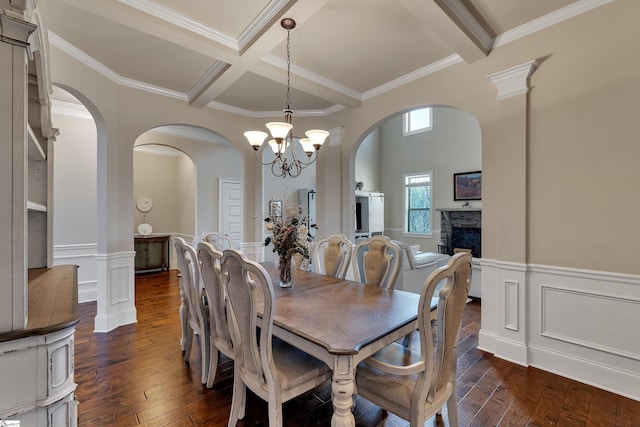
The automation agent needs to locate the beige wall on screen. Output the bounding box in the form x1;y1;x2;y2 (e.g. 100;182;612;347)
354;128;380;193
133;150;184;235
52;112;97;245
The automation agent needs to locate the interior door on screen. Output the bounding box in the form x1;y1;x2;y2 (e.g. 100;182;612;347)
219;179;242;248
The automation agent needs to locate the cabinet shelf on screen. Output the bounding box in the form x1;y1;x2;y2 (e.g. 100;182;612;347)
28;123;46;161
27;200;47;212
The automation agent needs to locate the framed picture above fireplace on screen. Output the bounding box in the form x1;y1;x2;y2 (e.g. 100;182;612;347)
453;171;482;201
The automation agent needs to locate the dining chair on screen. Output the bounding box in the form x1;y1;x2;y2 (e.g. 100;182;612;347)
174;237;210;385
193;231;234;252
312;233;353;278
197;241;235;388
352;235;402;289
220;249;332;427
354;252;472;427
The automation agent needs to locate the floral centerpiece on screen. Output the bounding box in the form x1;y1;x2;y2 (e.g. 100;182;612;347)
264;204;310;287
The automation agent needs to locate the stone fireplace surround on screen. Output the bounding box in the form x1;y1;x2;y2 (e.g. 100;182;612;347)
438;208;481;258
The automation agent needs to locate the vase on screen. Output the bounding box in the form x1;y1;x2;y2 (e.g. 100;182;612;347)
277;255;296;288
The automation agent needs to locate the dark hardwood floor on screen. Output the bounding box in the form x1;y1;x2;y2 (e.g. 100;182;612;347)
75;270;640;426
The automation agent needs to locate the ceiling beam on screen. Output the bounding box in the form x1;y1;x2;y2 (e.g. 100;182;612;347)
187;0;361;109
398;0;493;63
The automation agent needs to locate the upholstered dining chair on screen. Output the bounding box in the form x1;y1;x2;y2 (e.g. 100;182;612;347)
174;237;210;385
220;249;332;427
197;241;235;388
312;233;353;278
192;231;234;252
354;252;472;427
352;235;402;289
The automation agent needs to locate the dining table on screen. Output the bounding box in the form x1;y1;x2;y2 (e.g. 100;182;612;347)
259;263;421;427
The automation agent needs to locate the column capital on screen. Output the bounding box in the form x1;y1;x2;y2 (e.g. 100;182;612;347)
487;60;538;100
1;8;36;47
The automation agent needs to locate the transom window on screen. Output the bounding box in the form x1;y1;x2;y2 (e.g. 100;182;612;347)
402;107;432;136
403;172;432;235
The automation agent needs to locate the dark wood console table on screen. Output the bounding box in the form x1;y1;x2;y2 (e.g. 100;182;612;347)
134;234;171;274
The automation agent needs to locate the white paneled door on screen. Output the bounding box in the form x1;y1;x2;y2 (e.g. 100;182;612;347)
219;179;242;248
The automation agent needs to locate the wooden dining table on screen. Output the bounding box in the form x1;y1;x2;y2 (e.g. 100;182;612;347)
260;263;420;427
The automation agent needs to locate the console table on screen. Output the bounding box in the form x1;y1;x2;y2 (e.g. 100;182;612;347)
134;234;171;273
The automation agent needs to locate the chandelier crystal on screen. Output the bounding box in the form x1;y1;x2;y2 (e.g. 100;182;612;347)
244;18;329;178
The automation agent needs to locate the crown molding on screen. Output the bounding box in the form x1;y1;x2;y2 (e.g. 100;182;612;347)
494;0;615;47
236;0;291;52
49;31;187;102
51;99;92;119
363;54;463;101
262;53;362;102
187;60;230;103
117;0;237;49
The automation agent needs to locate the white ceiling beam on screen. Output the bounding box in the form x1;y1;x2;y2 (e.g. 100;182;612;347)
188;0;361;109
397;0;492;63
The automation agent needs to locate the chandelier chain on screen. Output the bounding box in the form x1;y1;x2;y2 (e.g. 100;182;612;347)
285;26;292;118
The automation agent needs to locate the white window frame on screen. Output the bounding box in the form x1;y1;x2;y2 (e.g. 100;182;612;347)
402;171;433;237
402;107;433;136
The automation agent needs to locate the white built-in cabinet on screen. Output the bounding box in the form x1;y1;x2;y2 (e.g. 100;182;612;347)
1;2;78;425
355;191;384;239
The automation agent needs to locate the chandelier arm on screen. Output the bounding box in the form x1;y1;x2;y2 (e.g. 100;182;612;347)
271;160;286;178
254;149;282;166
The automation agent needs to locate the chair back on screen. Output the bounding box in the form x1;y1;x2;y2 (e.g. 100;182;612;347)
313;233;352;278
221;249;276;389
352;235;402;289
174;237;206;334
193;231;234;252
197;241;234;357
418;252;472;405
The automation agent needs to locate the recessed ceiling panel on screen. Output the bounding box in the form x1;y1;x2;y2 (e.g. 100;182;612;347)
153;0;271;38
46;1;216;94
270;0;455;93
217;73;333;112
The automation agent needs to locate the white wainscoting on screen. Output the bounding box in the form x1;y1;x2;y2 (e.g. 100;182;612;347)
53;243;97;303
480;259;640;401
94;251;137;333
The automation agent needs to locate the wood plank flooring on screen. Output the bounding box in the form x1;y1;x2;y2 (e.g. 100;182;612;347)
74;270;640;426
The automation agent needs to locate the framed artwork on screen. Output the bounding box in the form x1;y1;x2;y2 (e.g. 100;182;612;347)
453;171;482;201
269;200;282;218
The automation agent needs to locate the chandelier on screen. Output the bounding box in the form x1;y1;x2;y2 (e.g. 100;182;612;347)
244;18;329;178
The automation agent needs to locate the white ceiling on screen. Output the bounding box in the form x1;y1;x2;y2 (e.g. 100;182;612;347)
44;0;606;117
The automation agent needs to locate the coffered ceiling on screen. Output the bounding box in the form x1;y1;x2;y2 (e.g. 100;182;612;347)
44;0;605;117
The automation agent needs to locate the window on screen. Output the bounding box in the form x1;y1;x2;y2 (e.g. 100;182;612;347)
403;172;432;235
402;107;432;136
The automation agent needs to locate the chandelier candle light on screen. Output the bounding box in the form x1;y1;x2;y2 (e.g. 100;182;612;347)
244;18;329;178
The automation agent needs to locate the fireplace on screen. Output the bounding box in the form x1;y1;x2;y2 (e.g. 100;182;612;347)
437;209;481;258
451;226;481;258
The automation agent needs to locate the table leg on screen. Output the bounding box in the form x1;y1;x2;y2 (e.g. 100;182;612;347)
331;355;356;427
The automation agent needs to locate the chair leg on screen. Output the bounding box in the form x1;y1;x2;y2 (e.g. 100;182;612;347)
183;327;194;366
447;392;459;427
206;347;219;388
200;333;210;384
402;333;412;347
228;375;246;427
268;395;284;427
